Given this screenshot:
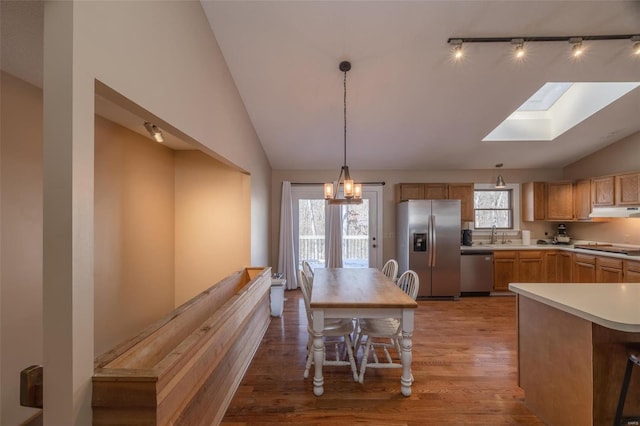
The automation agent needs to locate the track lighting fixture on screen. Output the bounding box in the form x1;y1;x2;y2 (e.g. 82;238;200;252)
633;36;640;56
143;121;164;143
569;37;583;57
447;33;640;58
512;39;525;59
450;39;463;60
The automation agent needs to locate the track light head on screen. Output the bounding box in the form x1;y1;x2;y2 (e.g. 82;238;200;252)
633;36;640;56
512;39;525;59
449;39;463;60
144;121;164;143
569;37;583;57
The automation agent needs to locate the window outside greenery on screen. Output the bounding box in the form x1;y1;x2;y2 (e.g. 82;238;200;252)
474;189;513;229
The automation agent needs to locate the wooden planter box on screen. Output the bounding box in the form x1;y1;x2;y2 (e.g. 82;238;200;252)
92;267;272;425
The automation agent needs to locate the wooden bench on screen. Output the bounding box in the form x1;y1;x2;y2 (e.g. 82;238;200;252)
92;267;272;425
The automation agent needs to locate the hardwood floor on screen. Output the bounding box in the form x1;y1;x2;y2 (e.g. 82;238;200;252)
222;290;544;425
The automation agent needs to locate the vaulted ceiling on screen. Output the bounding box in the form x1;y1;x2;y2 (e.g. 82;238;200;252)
3;1;640;172
201;1;640;171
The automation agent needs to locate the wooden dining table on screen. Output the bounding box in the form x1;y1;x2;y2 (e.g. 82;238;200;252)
309;268;419;396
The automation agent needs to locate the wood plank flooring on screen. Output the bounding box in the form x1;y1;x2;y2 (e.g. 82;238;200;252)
222;290;544;425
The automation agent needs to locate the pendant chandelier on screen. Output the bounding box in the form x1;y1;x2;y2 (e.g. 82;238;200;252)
324;60;362;205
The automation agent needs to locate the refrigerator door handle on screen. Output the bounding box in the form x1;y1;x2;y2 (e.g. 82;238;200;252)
431;214;437;266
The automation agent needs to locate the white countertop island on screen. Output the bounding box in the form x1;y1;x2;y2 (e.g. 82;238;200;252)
509;283;640;425
509;283;640;332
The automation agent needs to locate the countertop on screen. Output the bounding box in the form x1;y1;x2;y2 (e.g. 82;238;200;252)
509;283;640;332
461;243;640;261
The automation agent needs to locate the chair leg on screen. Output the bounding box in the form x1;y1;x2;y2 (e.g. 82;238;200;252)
345;334;358;381
358;340;372;384
614;354;638;426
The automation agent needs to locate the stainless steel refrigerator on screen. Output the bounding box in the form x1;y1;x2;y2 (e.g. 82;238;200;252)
397;200;461;299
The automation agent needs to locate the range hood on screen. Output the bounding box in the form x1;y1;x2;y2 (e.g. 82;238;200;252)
589;206;640;218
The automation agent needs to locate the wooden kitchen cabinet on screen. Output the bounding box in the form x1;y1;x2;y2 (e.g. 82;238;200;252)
545;251;559;282
546;182;574;220
591;176;615;207
424;183;448;200
522;182;546;221
494;251;517;291
448;183;474;222
624;260;640;283
396;183;472;220
518;251;545;282
573;253;597;283
573;179;591;220
615;172;640;206
595;256;623;283
559;251;573;283
398;183;425;201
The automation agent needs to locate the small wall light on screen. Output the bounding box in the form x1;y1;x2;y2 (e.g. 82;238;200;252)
144;121;164;143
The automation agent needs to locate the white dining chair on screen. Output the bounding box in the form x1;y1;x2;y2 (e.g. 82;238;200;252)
299;270;358;382
356;270;419;384
381;259;398;282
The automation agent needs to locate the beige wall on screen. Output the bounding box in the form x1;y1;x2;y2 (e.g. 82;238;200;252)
174;151;251;306
1;69;258;422
39;2;271;422
562;131;640;245
94;116;175;356
0;72;43;424
271;168;563;268
563;131;640;180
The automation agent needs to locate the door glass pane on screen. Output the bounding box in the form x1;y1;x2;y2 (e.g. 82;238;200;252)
342;200;369;268
298;199;326;269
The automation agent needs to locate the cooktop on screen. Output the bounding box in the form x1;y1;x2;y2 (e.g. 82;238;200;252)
573;244;640;256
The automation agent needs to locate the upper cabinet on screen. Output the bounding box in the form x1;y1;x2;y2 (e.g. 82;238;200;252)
396;183;473;222
615;173;640;206
522;181;574;221
591;176;615;207
397;183;426;201
522;182;546;222
546;182;574;220
573;179;591;221
447;184;474;223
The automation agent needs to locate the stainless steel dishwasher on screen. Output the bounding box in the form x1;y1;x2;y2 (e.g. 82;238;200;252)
460;250;494;295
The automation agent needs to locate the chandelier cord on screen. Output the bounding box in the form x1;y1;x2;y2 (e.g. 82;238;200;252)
343;68;347;168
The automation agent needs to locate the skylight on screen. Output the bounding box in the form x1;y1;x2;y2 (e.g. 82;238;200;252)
483;82;640;141
517;83;573;111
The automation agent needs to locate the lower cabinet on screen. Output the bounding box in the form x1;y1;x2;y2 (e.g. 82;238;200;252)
596;257;623;283
573;253;597;283
624;260;640;283
518;251;545;282
493;250;544;291
493;249;634;289
559;252;573;283
494;251;517;291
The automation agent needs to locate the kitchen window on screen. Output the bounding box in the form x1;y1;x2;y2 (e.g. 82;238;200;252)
474;189;513;229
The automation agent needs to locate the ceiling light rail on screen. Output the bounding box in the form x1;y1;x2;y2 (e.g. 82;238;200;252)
448;34;640;60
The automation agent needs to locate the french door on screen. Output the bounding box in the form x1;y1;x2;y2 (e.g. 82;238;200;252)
292;185;382;270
